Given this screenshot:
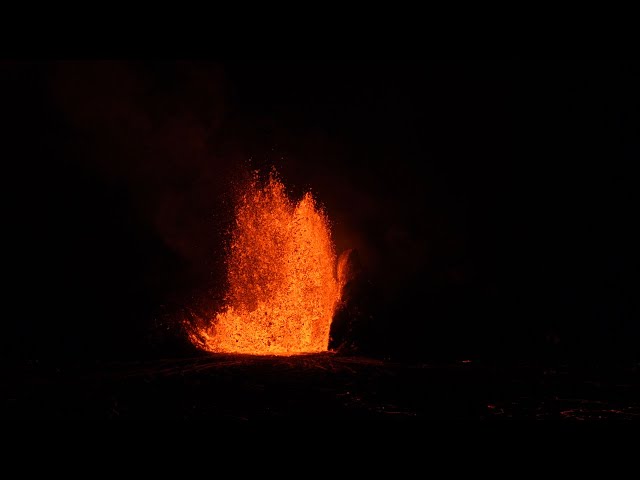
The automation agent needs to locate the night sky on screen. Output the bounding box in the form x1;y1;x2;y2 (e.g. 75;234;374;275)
3;60;638;364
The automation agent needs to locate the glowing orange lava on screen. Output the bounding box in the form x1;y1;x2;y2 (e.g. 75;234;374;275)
189;173;342;355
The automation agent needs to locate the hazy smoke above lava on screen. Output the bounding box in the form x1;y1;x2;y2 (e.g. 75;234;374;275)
45;61;439;305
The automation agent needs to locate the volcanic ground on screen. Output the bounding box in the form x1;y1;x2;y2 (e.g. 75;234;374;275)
4;353;639;425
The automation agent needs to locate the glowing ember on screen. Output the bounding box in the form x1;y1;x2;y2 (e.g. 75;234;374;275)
189;172;342;355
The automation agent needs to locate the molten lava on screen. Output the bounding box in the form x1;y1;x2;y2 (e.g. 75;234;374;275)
189;173;342;355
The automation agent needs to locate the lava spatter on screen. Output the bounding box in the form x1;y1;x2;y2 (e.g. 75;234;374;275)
189;172;342;355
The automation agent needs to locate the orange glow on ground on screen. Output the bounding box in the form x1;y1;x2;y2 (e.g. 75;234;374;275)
189;173;342;355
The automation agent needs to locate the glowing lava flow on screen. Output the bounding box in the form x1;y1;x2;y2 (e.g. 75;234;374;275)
189;173;342;355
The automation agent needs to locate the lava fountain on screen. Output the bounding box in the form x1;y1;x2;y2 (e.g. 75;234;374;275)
189;172;343;355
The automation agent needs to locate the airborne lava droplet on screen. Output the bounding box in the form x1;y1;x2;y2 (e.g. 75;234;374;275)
189;171;343;355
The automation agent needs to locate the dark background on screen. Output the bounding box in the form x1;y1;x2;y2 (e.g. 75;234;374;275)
2;60;638;364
